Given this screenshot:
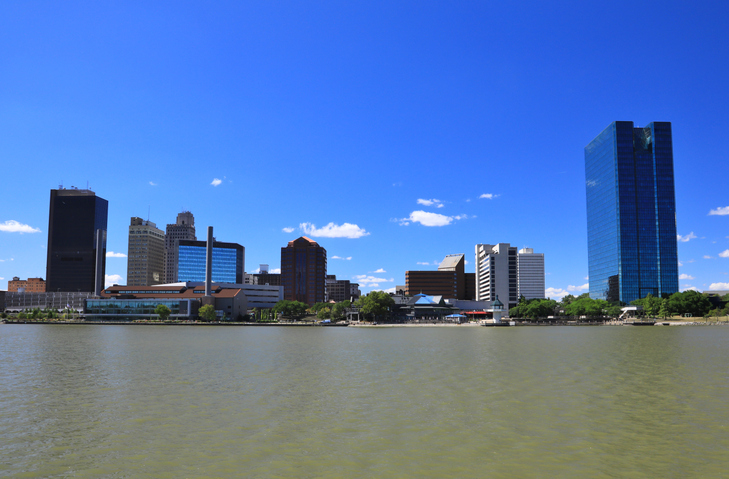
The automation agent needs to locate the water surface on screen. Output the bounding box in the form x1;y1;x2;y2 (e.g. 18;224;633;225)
1;325;728;478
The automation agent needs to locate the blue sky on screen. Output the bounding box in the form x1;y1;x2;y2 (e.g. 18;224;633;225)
1;1;728;297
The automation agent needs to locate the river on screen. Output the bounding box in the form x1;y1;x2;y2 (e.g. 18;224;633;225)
1;324;728;478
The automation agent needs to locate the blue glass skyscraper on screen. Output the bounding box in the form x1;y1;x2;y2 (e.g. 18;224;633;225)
585;121;678;304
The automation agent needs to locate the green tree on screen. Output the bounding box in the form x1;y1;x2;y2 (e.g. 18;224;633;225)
198;304;217;321
154;304;172;321
658;300;670;319
666;290;712;317
357;291;395;321
331;302;347;320
317;307;331;320
272;300;308;319
565;297;610;319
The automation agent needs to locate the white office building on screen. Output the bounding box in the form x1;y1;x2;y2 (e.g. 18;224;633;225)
517;247;545;300
475;243;518;309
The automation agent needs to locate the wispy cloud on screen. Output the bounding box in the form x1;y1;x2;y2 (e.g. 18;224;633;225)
331;255;352;260
704;255;713;259
300;222;369;239
709;206;729;216
719;250;729;258
417;262;430;265
105;274;124;287
679;273;695;280
0;220;41;234
400;210;467;227
370;286;396;293
567;283;589;292
149;181;157;186
106;251;127;258
373;268;386;273
417;198;444;208
211;178;223;187
479;193;499;200
269;268;281;274
681;285;699;292
709;282;729;290
282;227;295;233
677;232;697;242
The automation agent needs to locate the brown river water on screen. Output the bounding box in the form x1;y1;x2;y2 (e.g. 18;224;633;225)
1;324;728;478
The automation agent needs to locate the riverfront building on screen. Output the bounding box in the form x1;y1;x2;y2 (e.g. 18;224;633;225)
173;240;245;284
127;217;165;286
8;277;46;293
281;237;327;305
325;275;351;303
164;211;197;283
405;254;474;300
517;248;545;300
475;243;518;309
46;188;108;293
585;121;679;303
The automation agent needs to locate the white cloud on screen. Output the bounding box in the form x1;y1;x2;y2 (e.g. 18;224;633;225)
417;262;430;265
709;206;729;216
149;181;157;186
677;232;697;242
0;220;41;234
211;178;222;187
567;283;589;292
719;250;729;258
373;268;386;273
704;255;713;259
479;193;499;200
678;261;683;267
402;210;455;227
545;287;571;300
269;268;281;274
282;227;295;233
584;276;589;280
105;274;124;287
709;282;729;290
300;222;370;239
106;251;127;258
370;286;396;293
353;274;394;286
0;277;3;280
679;273;695;280
681;285;699;292
417;198;444;208
331;256;352;260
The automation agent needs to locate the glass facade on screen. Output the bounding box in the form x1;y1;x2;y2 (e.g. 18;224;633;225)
85;299;193;321
585;121;678;304
176;241;244;283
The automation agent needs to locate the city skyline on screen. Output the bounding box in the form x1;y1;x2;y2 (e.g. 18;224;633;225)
1;2;728;297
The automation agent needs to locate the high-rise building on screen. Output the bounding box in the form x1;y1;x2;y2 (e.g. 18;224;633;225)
174;240;245;284
46;188;108;293
517;248;545;300
165;211;196;283
585;121;678;303
127;217;165;286
281;237;327;305
475;243;518;309
405;254;470;299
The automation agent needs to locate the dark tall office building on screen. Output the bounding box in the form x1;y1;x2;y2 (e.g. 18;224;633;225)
585;121;679;304
281;237;327;305
46;188;108;293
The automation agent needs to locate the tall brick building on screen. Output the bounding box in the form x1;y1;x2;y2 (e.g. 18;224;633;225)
281;237;327;305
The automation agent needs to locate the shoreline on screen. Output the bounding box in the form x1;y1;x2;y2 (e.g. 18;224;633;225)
3;319;728;327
